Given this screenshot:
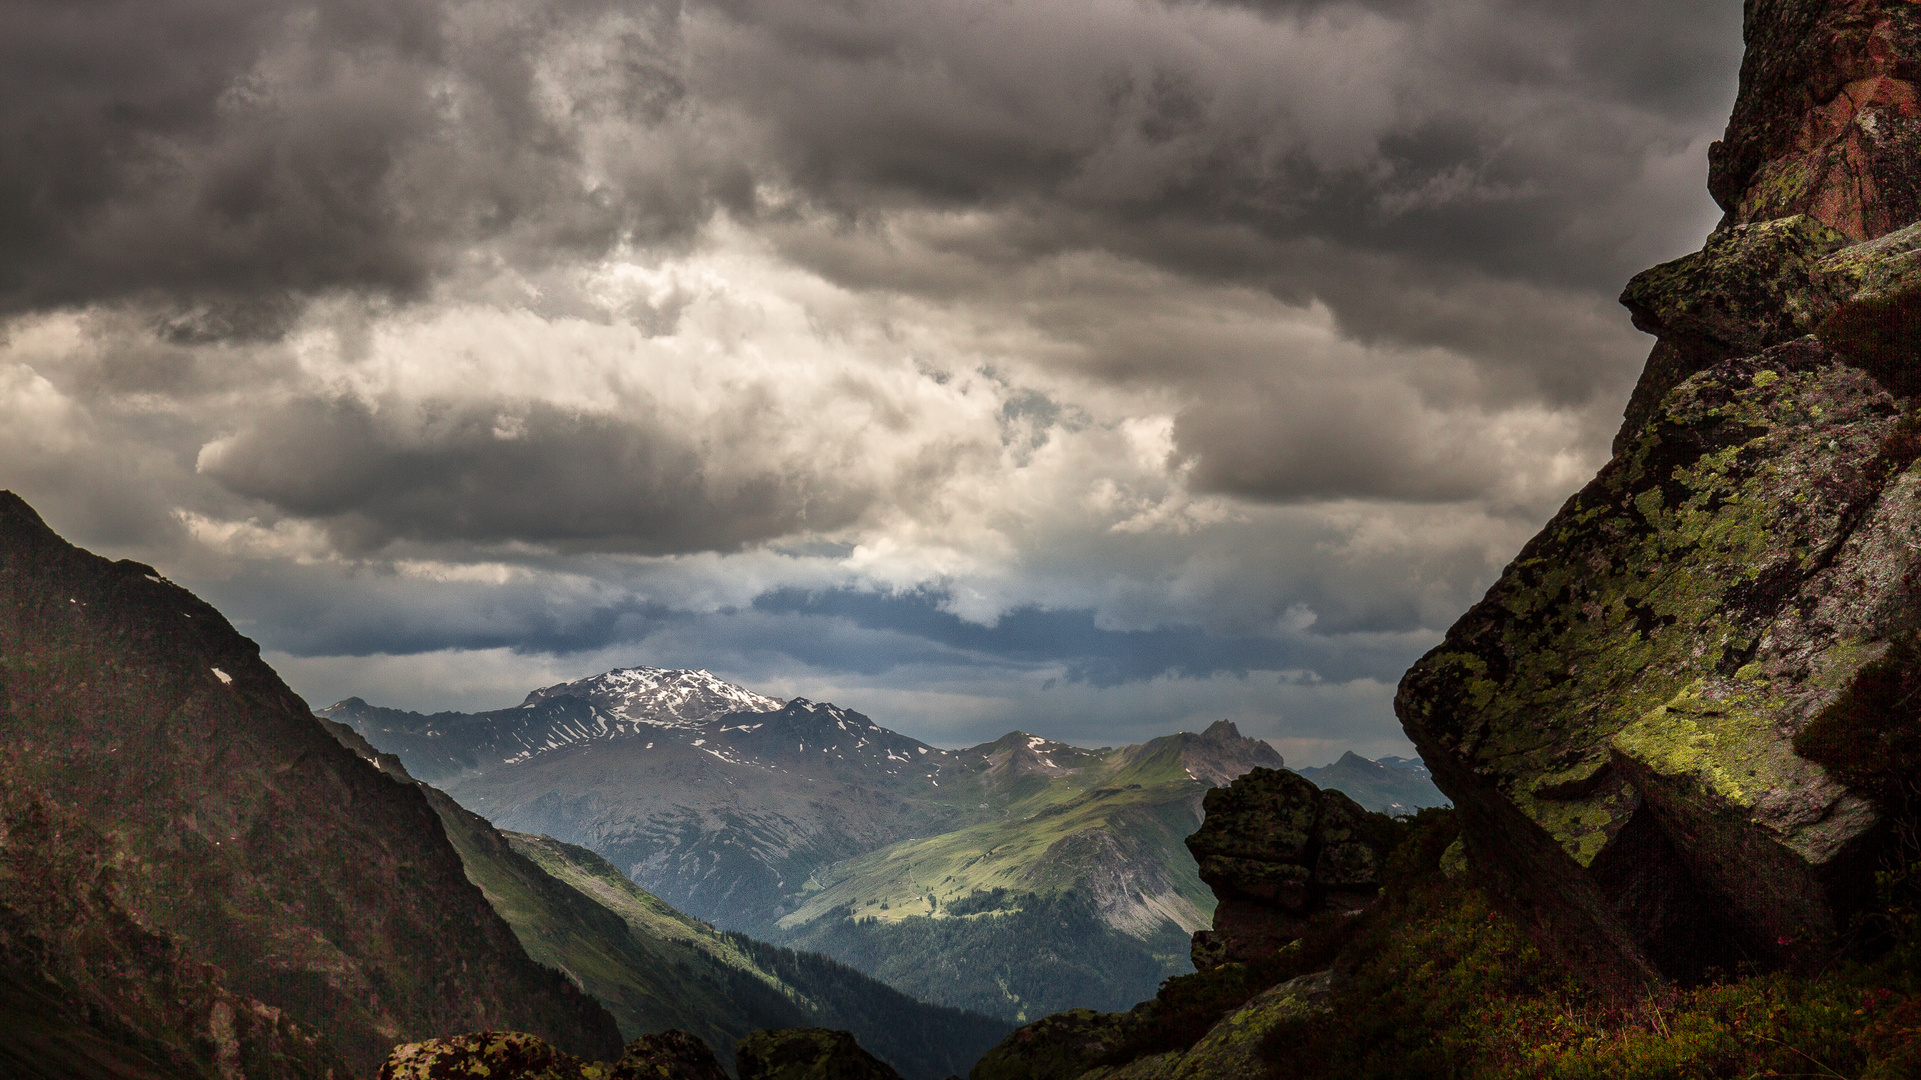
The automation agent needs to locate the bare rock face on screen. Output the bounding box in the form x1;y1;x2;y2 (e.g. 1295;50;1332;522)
1182;768;1392;968
1399;0;1921;992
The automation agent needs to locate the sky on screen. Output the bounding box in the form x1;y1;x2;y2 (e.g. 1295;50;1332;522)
1;0;1746;764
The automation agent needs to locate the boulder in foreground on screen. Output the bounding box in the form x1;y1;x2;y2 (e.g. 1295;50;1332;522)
379;1030;729;1080
736;1028;904;1080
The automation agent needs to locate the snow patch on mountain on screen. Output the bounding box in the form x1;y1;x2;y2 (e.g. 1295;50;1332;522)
522;666;784;728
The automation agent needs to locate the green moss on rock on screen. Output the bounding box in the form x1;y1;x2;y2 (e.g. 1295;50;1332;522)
735;1029;901;1080
969;1009;1140;1080
1399;335;1921;982
379;1030;729;1080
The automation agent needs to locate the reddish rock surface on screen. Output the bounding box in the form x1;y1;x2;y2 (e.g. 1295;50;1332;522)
1711;0;1921;242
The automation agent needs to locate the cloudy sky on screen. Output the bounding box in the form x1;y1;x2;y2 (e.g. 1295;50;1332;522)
2;0;1744;762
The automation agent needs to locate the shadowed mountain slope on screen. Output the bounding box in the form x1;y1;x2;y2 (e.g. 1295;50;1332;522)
320;718;1009;1080
0;491;622;1076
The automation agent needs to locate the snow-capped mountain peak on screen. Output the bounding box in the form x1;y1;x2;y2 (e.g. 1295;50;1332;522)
520;666;783;728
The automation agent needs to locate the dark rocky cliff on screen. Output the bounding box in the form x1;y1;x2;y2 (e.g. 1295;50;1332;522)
0;491;623;1075
1398;0;1921;990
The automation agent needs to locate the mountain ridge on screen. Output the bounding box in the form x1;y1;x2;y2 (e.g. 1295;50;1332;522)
317;713;1009;1079
327;679;1284;1020
0;490;622;1076
1295;752;1450;816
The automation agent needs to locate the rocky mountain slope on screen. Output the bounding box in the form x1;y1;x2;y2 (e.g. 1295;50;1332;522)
330;684;1282;1021
0;491;623;1077
324;691;962;927
1294;753;1449;816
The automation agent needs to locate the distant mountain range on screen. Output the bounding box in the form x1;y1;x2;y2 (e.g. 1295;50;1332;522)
1294;752;1450;816
325;675;1285;1021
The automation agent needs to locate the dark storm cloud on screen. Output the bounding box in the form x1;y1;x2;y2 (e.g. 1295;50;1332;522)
0;0;714;324
197;394;874;553
1;0;1739;340
750;587;1416;684
672;0;1741;504
195;559;1414;685
697;0;1740;284
3;0;1753;717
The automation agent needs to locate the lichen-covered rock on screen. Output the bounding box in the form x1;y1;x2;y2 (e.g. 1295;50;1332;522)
1623;215;1852;354
380;1031;601;1080
1399;335;1921;986
1616;215;1852;443
379;1030;728;1080
1818;219;1921;389
1618;1;1921;453
968;1008;1142;1080
1066;973;1336;1080
1409;0;1921;995
1182;769;1391;968
736;1029;902;1080
612;1031;730;1080
1709;0;1921;241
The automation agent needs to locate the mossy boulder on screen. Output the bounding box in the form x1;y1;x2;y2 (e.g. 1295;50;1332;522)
614;1031;731;1080
736;1029;901;1080
380;1030;728;1080
968;1008;1142;1080
380;1032;596;1080
1182;769;1393;968
1399;331;1921;986
1052;973;1334;1080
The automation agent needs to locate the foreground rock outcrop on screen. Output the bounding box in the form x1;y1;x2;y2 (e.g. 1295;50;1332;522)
1620;0;1921;443
379;1030;729;1080
1398;0;1921;989
736;1028;904;1080
1183;768;1393;968
380;1027;904;1080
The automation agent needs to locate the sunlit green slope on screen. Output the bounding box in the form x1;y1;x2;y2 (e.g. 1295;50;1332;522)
766;726;1281;1021
319;717;1008;1079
